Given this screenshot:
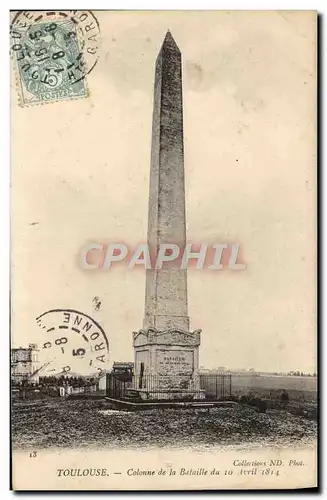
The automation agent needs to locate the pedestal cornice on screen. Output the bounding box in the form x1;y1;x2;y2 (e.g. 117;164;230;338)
133;326;201;348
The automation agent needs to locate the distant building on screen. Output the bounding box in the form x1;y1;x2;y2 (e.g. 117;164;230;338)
112;362;134;374
11;344;39;384
97;369;110;392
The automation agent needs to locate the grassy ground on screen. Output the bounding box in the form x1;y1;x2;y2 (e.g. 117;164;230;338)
12;399;317;451
230;375;317;402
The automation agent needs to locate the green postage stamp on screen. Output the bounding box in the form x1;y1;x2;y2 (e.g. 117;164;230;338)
10;11;100;106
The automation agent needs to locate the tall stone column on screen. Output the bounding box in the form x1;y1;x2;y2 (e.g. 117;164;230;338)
144;31;189;332
133;32;202;398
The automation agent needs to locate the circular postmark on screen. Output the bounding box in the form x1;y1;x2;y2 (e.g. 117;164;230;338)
36;309;109;378
10;11;100;104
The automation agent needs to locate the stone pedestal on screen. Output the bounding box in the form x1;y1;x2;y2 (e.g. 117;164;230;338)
133;327;204;400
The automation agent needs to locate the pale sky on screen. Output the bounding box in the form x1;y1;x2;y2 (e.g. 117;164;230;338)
11;11;316;373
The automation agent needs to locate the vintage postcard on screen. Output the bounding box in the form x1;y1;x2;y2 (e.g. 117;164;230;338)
10;10;317;490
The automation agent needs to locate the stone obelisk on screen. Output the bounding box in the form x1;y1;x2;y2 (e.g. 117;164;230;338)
144;30;188;332
133;32;202;399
